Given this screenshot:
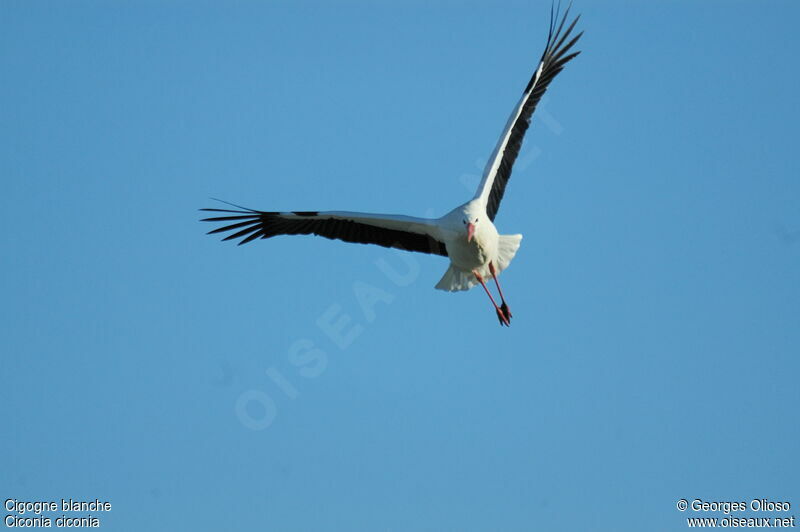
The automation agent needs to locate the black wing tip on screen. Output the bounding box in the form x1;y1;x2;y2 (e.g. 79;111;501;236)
208;197;258;211
525;4;582;93
543;2;582;52
200;213;261;222
200;199;266;245
548;3;582;53
200;208;249;214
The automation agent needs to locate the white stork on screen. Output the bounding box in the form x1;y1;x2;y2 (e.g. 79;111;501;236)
202;5;582;326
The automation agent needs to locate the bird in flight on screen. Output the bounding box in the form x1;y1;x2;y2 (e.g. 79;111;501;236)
202;4;582;326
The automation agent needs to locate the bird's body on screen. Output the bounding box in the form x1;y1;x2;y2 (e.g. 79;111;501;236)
440;202;498;273
432;201;521;292
202;5;582;326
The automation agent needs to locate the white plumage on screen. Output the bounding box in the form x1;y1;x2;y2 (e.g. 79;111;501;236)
202;5;582;326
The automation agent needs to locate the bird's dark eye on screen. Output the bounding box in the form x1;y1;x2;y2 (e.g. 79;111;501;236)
474;218;479;223
462;220;466;225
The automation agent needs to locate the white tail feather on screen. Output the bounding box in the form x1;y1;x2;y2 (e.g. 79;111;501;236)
435;265;478;292
495;233;523;273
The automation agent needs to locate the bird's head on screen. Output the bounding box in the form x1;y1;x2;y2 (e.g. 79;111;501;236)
461;204;483;243
463;216;478;242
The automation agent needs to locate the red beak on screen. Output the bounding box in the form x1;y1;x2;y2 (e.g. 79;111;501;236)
467;223;475;242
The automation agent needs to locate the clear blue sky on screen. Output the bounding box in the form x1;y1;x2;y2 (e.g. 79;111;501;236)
2;1;798;530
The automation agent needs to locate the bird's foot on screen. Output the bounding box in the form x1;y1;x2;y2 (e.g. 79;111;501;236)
496;307;510;327
500;302;512;323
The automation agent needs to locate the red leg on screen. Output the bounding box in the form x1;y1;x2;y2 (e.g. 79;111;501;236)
474;270;510;326
488;262;512;322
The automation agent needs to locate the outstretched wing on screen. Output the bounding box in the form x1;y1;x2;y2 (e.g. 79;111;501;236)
475;4;583;221
201;204;448;256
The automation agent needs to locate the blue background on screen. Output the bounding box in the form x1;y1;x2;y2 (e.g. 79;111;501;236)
2;1;798;530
